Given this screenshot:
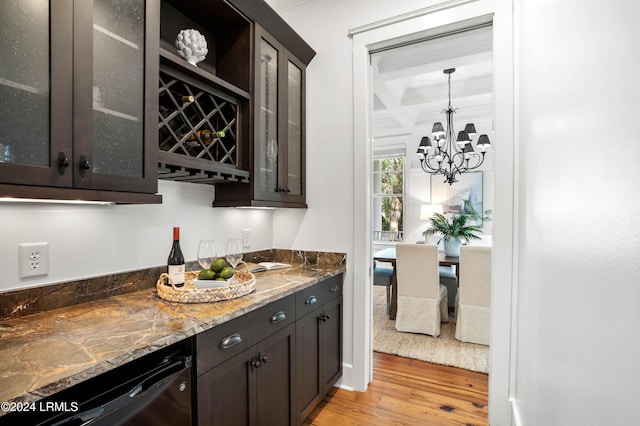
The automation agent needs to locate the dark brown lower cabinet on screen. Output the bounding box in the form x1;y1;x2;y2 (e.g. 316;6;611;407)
196;274;343;425
321;297;343;392
295;295;343;424
197;324;295;426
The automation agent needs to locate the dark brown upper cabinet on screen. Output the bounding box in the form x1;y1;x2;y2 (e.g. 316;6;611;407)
213;23;313;208
156;0;252;185
159;0;315;207
0;0;161;204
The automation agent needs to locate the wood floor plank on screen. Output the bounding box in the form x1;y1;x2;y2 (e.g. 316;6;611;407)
303;352;489;425
373;371;487;400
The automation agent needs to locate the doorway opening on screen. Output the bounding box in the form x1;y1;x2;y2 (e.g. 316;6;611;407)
369;21;494;374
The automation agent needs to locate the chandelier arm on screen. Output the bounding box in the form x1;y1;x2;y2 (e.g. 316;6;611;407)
421;152;447;172
420;160;438;173
463;152;486;171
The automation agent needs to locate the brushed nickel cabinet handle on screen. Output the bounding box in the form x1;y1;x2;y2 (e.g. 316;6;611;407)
219;333;242;349
270;311;286;323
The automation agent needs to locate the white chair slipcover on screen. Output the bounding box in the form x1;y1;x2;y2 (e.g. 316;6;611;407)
455;245;492;345
395;244;448;337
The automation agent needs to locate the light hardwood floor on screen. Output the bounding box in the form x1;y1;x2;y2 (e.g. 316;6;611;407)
303;352;489;425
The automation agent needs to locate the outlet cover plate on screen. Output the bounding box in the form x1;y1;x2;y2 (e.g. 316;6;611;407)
242;229;251;248
19;242;49;278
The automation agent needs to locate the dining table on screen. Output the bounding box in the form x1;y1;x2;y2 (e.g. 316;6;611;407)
373;246;460;320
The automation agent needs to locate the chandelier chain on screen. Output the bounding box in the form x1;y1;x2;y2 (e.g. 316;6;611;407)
447;72;452;109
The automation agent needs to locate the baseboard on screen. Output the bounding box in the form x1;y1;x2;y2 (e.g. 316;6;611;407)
510;398;522;426
335;362;354;391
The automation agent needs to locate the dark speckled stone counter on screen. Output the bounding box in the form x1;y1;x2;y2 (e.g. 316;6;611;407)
0;254;345;413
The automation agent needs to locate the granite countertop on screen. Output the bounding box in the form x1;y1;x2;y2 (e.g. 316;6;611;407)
0;263;345;409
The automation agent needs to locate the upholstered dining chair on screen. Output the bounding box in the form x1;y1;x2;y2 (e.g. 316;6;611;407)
455;245;492;345
439;266;458;311
373;261;393;314
395;243;448;337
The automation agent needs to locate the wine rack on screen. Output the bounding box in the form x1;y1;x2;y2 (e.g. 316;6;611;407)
158;64;249;184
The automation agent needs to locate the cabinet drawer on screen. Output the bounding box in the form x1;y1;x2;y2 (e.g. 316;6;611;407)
295;275;342;320
197;294;295;375
197;311;256;376
252;294;296;336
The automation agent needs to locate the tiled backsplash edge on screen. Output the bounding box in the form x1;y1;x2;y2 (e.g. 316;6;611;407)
1;250;346;321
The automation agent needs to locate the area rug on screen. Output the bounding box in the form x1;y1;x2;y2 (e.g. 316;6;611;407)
372;286;489;374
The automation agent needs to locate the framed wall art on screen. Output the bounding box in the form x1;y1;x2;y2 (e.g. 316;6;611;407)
430;171;483;219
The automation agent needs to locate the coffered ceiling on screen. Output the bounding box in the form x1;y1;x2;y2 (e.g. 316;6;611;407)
371;25;493;145
264;0;494;152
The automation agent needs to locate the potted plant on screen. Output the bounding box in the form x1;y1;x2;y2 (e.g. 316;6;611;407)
423;205;492;257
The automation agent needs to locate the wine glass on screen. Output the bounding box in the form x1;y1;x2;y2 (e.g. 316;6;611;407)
225;239;243;268
197;240;216;270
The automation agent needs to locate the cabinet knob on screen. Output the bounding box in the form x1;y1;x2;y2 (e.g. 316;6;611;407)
57;152;70;175
330;285;340;293
251;354;267;369
305;295;317;305
79;155;91;177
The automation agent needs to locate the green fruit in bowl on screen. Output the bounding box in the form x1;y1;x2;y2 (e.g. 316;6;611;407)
220;266;235;280
198;269;216;280
210;258;226;273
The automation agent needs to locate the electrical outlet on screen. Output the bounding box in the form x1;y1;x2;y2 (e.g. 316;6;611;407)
242;229;251;248
19;242;49;278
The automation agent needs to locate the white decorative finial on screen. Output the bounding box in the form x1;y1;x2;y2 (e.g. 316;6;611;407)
175;29;208;66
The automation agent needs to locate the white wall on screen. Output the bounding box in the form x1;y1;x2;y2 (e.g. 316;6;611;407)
513;1;640;424
0;180;274;291
270;0;463;392
276;0;640;422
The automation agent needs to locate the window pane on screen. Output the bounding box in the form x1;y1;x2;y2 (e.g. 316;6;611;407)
372;153;404;242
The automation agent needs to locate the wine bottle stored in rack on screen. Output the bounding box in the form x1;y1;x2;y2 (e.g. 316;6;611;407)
184;130;225;147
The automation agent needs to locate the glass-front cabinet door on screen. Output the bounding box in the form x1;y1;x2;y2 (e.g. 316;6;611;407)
0;0;158;199
283;53;305;204
254;27;282;202
253;25;307;205
0;0;73;187
74;0;157;193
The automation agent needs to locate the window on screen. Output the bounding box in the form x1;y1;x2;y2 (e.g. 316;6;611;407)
372;146;404;242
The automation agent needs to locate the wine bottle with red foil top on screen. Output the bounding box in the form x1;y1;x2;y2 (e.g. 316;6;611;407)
167;227;185;287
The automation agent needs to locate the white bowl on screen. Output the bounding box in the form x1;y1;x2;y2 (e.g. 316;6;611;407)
193;278;229;289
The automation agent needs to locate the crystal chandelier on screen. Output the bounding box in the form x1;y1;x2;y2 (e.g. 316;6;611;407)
416;68;491;185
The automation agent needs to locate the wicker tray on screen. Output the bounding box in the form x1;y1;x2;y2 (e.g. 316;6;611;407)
156;263;256;303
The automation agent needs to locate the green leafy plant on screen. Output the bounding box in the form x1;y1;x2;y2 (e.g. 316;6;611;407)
422;205;492;243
